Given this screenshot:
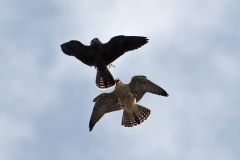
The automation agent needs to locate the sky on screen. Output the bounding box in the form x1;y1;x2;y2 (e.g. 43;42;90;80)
0;0;240;160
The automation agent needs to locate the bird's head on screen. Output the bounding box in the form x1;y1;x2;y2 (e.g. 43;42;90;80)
115;78;123;86
91;38;101;44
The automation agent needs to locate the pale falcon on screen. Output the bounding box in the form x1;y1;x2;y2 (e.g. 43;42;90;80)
89;76;169;131
60;36;148;90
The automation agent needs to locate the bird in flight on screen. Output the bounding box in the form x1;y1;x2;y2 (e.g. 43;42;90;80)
89;76;169;131
61;36;148;90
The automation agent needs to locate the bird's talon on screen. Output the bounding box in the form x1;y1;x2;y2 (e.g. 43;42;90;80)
108;63;116;69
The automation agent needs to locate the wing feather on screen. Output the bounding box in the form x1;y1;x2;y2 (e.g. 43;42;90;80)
61;40;94;66
89;92;121;131
128;76;169;102
102;36;148;65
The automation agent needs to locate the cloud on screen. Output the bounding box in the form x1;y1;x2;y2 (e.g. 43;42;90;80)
0;113;34;160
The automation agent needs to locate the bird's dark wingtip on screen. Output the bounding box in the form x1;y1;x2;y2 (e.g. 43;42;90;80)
60;42;74;56
143;37;149;43
164;92;169;97
89;123;94;132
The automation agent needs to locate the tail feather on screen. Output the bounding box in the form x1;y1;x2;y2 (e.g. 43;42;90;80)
96;67;115;90
133;113;140;124
122;111;138;127
122;105;151;128
138;105;151;123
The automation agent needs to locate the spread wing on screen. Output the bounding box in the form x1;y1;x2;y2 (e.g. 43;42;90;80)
128;76;169;102
102;35;148;65
60;40;94;67
89;92;121;131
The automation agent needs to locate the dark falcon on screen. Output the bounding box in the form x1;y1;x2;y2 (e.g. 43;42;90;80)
60;36;148;89
89;75;169;131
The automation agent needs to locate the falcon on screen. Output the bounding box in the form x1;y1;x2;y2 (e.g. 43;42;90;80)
89;76;169;131
60;36;148;89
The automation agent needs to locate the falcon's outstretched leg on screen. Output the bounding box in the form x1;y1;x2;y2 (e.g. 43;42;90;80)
108;63;116;69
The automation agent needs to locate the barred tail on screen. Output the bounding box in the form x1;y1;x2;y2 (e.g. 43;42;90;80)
96;67;115;90
122;105;151;128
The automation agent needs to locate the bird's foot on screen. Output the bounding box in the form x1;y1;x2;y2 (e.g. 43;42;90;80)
133;94;137;98
117;102;124;109
108;63;116;69
133;94;137;103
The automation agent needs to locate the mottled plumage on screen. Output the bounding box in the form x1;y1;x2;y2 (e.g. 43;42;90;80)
61;36;148;89
89;76;169;131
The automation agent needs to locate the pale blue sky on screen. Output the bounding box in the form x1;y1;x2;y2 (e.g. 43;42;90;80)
0;0;240;160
